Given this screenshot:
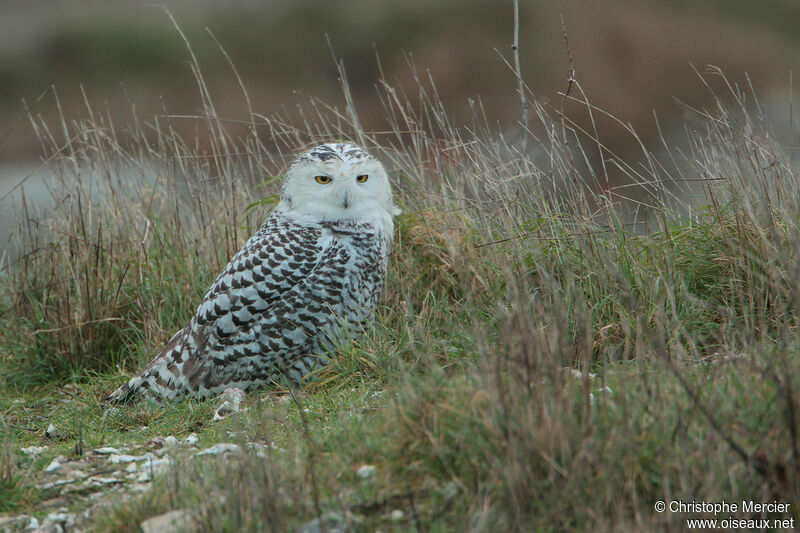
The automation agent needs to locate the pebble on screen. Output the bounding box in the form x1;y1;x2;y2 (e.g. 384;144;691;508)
213;388;246;421
20;446;47;457
183;433;199;445
42;509;76;531
195;443;240;456
140;509;193;533
109;453;151;464
561;367;596;380
45;457;63;474
299;511;346;533
136;457;172;483
89;476;123;486
149;436;179;448
94;447;122;455
0;514;33;531
45;423;63;440
355;464;377;480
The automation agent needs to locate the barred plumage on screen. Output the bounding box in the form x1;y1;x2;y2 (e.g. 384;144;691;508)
107;143;399;402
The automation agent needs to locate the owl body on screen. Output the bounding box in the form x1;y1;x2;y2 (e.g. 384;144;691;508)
108;143;399;402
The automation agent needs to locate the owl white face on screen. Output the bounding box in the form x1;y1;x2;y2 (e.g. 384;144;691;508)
278;143;400;232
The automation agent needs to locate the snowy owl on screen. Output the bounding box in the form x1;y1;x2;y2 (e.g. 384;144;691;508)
107;143;400;402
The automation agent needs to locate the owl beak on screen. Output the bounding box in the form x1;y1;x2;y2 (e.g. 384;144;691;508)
342;191;349;209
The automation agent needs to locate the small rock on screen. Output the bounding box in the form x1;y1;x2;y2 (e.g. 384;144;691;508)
125;462;138;473
561;367;596;380
26;516;39;530
45;457;63;474
109;453;150;464
45;423;64;441
355;464;377;480
183;433;199;445
21;446;47;457
220;387;246;403
268;394;291;404
94;447;122;455
0;514;32;531
89;476;122;486
213;388;246;421
42;510;76;531
299;511;346;533
148;436;179;449
390;509;404;521
195;443;240;456
140;509;193;533
136;457;172;483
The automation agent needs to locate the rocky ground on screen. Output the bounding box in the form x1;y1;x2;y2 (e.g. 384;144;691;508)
1;389;283;533
0;386;405;533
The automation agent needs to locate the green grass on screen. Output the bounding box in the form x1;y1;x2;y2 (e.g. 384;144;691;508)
0;50;798;531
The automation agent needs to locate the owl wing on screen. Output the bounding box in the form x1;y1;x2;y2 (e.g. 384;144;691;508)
105;215;326;402
193;216;325;341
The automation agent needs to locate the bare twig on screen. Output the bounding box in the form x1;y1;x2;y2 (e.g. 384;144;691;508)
32;317;124;335
557;1;575;111
512;0;528;151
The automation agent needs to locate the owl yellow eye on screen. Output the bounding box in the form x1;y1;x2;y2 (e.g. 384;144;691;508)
356;174;369;183
314;175;332;184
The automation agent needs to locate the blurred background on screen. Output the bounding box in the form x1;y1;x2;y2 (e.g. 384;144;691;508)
0;0;799;215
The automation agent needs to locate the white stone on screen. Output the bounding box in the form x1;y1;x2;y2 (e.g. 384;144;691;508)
45;423;59;438
90;476;122;485
355;464;377;480
561;367;596;380
390;509;404;521
136;457;172;483
20;446;46;457
213;388;246;421
140;509;192;533
183;433;199;445
94;446;122;455
213;400;241;421
43;510;76;531
195;443;240;456
149;436;179;448
109;453;150;464
25;516;39;530
44;458;61;473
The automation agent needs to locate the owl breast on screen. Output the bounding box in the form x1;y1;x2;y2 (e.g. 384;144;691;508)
193;215;391;393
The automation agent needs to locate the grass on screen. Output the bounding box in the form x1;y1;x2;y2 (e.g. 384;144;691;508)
0;32;799;531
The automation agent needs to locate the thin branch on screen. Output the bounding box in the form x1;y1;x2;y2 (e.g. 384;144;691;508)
512;0;528;151
557;1;575;110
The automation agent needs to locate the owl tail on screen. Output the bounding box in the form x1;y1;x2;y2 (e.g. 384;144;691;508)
105;376;146;404
105;328;190;403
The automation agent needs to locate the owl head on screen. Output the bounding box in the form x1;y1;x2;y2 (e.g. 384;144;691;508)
278;143;400;232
